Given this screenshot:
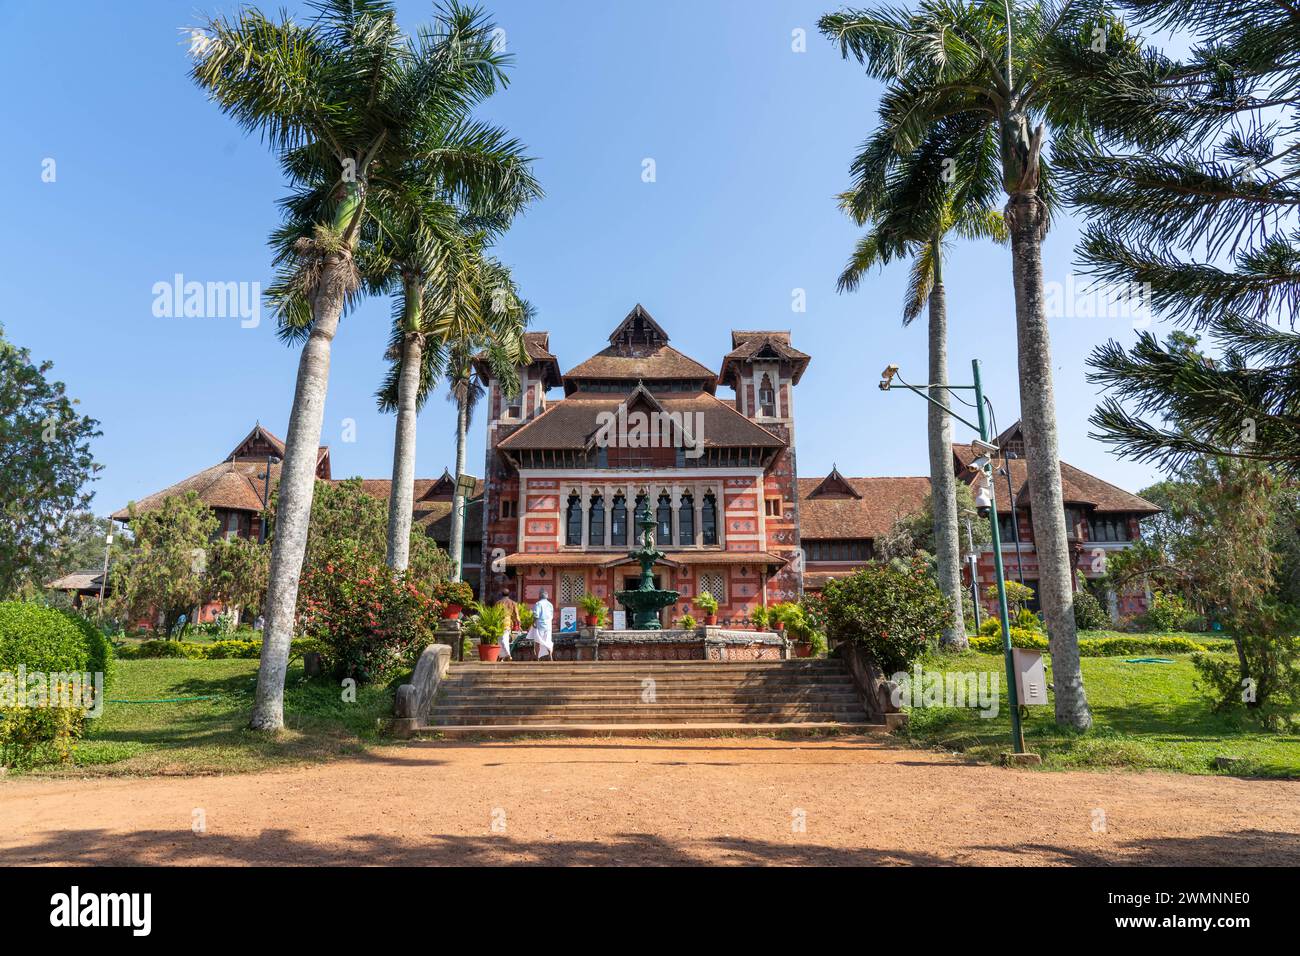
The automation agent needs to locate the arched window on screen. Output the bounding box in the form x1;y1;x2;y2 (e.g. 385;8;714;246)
678;493;695;545
759;373;776;417
565;492;582;546
633;492;649;540
656;493;673;546
610;494;628;546
588;494;605;546
701;492;718;546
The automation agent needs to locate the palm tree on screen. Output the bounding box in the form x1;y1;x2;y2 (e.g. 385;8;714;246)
819;0;1153;728
376;229;529;576
443;257;531;583
191;0;535;731
837;190;1007;649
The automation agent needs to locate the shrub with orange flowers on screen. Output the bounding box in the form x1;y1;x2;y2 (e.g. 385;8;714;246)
297;542;442;684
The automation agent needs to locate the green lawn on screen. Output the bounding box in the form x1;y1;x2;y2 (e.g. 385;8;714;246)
46;657;394;776
901;649;1300;778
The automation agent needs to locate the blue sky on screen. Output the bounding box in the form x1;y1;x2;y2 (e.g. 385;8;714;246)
1;0;1169;515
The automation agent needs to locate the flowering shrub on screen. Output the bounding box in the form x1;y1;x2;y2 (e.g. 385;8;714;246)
298;544;442;684
819;557;950;672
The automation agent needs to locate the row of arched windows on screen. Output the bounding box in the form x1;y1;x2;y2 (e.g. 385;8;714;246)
566;491;718;547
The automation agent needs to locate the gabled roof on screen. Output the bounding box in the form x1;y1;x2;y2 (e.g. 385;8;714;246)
227;423;286;461
113;425;327;520
719;330;811;386
471;330;563;389
953;442;1161;515
804;466;862;500
608;304;669;347
563;345;718;393
344;477;485;545
497;389;786;451
46;570;106;592
797;476;931;539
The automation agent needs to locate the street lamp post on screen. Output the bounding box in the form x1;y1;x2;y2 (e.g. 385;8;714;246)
879;358;1028;755
97;526;114;621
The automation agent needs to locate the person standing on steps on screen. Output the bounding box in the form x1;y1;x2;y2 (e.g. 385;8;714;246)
494;588;520;662
529;589;555;661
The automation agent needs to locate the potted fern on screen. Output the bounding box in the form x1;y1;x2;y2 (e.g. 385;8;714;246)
694;591;719;626
676;613;698;631
578;593;606;627
749;605;770;631
465;601;507;662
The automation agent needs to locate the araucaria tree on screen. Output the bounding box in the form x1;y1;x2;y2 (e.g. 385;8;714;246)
1059;0;1300;721
819;0;1154;728
0;323;101;598
190;0;535;730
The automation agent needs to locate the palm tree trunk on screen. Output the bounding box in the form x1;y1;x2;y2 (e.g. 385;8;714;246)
1006;192;1092;731
386;330;423;571
249;252;349;731
926;250;967;648
448;397;469;580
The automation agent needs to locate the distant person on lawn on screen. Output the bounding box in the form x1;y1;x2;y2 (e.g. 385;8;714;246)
529;589;555;661
494;589;520;662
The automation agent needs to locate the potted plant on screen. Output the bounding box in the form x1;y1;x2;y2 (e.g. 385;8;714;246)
676;613;698;631
749;605;770;631
578;593;606;627
694;591;719;626
775;603;812;656
518;607;536;634
465;601;507;662
436;580;474;620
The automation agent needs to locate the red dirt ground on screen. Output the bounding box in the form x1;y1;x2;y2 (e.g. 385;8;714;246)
2;736;1297;866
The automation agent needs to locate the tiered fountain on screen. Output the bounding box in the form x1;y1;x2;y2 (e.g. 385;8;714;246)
614;502;680;629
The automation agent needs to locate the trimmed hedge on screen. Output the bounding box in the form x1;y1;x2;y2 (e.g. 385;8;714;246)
115;637;322;662
0;602;115;690
968;632;1211;657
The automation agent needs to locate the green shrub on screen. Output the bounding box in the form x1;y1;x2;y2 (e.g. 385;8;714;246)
203;639;262;659
968;628;1048;653
1015;608;1043;632
978;616;1002;637
116;637;318;662
1073;588;1111;631
0;602;91;673
433;579;473;609
968;633;1210;656
116;639;200;659
1137;591;1193;632
694;592;719;615
59;610;116;693
820;557;950;672
1;702;84;769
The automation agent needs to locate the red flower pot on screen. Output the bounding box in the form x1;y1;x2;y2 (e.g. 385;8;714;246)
774;621;786;632
478;643;500;662
704;614;717;626
585;614;599;627
444;604;462;620
793;642;813;658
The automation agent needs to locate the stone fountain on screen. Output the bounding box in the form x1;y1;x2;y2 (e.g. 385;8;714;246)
614;502;681;629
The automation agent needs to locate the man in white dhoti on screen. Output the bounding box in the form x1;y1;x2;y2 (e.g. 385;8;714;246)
529;589;555;661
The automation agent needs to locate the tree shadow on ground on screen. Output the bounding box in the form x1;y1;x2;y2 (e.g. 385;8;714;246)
3;826;1296;866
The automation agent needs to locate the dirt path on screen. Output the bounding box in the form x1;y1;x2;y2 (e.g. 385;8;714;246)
2;737;1297;866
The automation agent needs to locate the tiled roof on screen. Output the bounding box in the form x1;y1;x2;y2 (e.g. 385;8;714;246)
496;390;786;450
719;331;811;386
46;570;106;592
953;443;1161;515
112;458;285;520
563;345;718;389
797;476;932;539
344;477;485;543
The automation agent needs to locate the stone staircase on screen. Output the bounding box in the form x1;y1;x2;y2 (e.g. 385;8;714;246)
412;659;888;737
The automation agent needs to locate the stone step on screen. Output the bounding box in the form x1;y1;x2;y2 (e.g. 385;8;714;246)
442;677;856;691
428;706;868;722
436;686;863;702
409;721;887;739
